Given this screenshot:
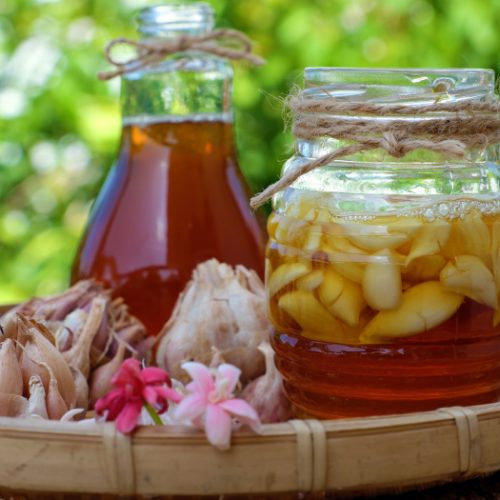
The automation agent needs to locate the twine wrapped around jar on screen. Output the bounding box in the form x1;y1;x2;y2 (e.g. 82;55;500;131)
250;92;500;209
98;29;265;80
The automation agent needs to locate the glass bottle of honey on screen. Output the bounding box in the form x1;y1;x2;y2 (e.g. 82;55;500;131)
71;3;265;335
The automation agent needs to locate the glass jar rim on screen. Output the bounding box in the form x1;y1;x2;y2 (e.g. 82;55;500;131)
137;3;215;37
303;67;496;104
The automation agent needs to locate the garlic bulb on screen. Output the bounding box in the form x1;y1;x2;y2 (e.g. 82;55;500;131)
156;259;271;382
240;342;292;423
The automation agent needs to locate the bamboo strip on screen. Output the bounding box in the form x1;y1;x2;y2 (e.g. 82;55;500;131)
0;402;499;496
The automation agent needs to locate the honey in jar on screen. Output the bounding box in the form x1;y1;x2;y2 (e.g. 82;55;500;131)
72;4;265;335
267;68;500;418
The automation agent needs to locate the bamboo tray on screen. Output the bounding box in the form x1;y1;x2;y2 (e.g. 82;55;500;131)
0;402;499;497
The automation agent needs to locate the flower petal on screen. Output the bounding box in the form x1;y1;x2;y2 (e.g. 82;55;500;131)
218;398;261;431
115;400;143;434
215;364;241;396
111;358;142;388
205;404;232;450
154;385;183;404
95;388;126;420
174;393;207;422
181;362;215;394
141;367;171;386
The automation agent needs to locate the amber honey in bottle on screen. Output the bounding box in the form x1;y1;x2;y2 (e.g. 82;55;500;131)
72;4;265;335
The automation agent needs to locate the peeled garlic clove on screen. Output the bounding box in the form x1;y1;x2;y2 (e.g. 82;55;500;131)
302;224;323;252
452;213;492;268
317;269;343;306
440;255;497;309
0;339;23;396
279;290;344;340
89;343;126;407
267;262;311;298
27;375;48;419
361;281;463;342
405;220;451;266
403;255;447;282
296;270;324;291
362;250;402;310
318;270;364;327
0;393;28;417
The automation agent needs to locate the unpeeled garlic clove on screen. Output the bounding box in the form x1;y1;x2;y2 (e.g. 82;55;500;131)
440;255;497;309
360;281;463;343
19;318;76;409
71;367;89;412
0;339;23;396
43;363;68;420
27;375;48;419
63;297;106;378
0;393;28;417
318;270;365;327
267;262;311;298
405;220;451;265
89;343;127;407
362;250;402;311
240;342;292;424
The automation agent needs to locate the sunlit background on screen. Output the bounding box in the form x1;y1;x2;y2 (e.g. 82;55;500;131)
0;0;499;303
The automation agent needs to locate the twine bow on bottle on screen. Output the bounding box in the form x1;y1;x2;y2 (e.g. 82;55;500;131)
250;94;500;209
98;28;265;80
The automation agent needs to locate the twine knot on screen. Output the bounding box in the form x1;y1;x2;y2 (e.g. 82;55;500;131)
380;132;410;158
98;28;265;80
250;92;500;209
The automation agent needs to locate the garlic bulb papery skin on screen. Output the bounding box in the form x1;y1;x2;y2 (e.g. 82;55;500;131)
240;342;293;423
156;259;272;382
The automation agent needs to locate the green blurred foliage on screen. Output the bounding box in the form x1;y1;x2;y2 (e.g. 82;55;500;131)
0;0;499;302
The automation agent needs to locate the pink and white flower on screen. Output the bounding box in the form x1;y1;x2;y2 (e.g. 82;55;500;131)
95;359;182;434
174;362;261;450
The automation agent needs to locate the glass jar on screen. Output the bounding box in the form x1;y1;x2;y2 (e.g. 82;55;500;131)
267;68;500;418
72;3;266;335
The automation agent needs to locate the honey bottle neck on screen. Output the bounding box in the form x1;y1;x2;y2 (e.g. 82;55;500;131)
121;3;233;124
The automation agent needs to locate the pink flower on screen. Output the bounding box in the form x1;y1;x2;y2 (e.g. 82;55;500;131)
95;359;181;434
174;362;261;450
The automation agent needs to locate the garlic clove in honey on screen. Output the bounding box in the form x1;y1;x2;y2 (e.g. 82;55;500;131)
156;259;271;383
360;281;463;342
318;270;365;327
279;290;344;340
403;254;448;282
362;249;402;311
296;269;325;291
440;255;497;309
405;220;451;265
448;213;492;268
268;262;311;298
